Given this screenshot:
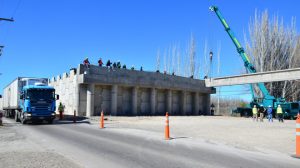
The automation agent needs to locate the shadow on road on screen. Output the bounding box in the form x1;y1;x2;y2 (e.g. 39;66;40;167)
170;137;190;140
53;120;90;125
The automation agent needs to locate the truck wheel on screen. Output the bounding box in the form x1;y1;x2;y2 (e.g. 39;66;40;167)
48;119;54;124
14;111;20;122
20;117;27;124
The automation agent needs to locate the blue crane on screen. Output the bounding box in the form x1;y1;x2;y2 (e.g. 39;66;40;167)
209;5;299;118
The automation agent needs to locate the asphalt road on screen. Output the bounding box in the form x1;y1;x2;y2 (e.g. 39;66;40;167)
2;118;300;168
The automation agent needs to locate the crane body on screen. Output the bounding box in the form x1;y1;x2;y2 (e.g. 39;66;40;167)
210;5;299;119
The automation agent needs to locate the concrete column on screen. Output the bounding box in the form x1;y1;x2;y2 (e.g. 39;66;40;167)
180;91;186;115
74;84;80;116
86;84;95;117
150;88;156;115
132;87;138;115
167;90;172;114
111;85;118;116
205;94;211;115
194;92;199;115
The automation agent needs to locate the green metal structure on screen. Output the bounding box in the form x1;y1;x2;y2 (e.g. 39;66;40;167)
209;5;299;119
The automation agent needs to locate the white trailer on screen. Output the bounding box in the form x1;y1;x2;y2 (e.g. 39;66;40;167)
0;97;3;111
3;77;48;117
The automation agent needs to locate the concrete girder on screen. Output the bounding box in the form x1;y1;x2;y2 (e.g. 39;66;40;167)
205;68;300;87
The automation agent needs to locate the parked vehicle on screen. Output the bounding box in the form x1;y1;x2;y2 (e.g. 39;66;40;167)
3;77;59;124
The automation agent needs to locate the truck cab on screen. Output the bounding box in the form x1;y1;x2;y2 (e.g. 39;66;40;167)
16;78;59;124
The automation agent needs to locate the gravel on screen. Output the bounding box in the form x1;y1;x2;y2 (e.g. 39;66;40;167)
89;116;297;156
0;120;82;168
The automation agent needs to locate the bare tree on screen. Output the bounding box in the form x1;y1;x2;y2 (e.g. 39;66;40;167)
189;33;196;77
203;39;209;78
163;49;167;73
211;96;247;116
176;46;181;76
216;41;221;115
245;10;300;101
158;33;202;78
156;49;160;71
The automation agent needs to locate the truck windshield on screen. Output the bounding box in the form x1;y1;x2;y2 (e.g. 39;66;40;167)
26;89;55;101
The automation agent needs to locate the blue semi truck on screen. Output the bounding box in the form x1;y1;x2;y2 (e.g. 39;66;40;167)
3;77;59;124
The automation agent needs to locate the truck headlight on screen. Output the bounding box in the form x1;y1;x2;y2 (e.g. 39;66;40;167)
25;113;32;117
51;113;56;116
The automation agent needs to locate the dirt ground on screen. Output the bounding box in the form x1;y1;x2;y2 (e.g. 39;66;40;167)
0;122;82;168
90;116;297;156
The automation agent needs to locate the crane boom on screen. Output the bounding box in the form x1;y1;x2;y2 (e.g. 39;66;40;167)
209;6;274;102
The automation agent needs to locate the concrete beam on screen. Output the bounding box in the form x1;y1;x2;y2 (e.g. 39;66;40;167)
205;68;300;87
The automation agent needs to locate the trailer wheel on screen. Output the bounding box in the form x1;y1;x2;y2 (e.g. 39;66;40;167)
14;111;20;122
4;110;8;118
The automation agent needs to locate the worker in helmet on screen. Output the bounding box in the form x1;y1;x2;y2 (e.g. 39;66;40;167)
258;105;265;122
83;57;91;72
117;60;121;69
98;58;103;67
83;57;90;68
267;105;273;122
276;105;284;123
252;105;258;122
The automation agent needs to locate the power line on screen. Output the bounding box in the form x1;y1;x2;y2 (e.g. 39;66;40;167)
11;0;22;18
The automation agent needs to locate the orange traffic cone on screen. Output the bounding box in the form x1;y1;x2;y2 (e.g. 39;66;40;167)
100;111;104;129
165;112;170;140
296;113;300;157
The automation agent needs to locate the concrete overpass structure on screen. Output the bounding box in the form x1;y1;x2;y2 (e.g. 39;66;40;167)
205;68;300;87
49;64;215;117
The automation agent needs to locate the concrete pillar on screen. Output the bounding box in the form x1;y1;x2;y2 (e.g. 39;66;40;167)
205;94;211;115
86;84;95;117
132;87;138;115
180;91;186;115
167;90;172;114
74;84;80;116
194;92;199;115
111;85;118;116
150;88;156;115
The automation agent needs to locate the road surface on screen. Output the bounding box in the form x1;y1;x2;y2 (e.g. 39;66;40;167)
1;118;300;168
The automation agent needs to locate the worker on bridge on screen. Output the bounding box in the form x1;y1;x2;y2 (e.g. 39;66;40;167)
267;105;273;122
276;105;284;123
252;105;258;122
98;58;103;67
83;57;90;68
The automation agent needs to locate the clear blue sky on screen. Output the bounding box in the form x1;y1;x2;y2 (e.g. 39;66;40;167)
0;0;299;100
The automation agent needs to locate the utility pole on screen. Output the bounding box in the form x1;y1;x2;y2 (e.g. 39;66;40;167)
0;46;4;56
0;17;14;57
0;17;14;76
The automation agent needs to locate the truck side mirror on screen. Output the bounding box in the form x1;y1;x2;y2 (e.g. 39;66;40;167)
0;94;2;98
56;94;59;100
20;94;24;99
